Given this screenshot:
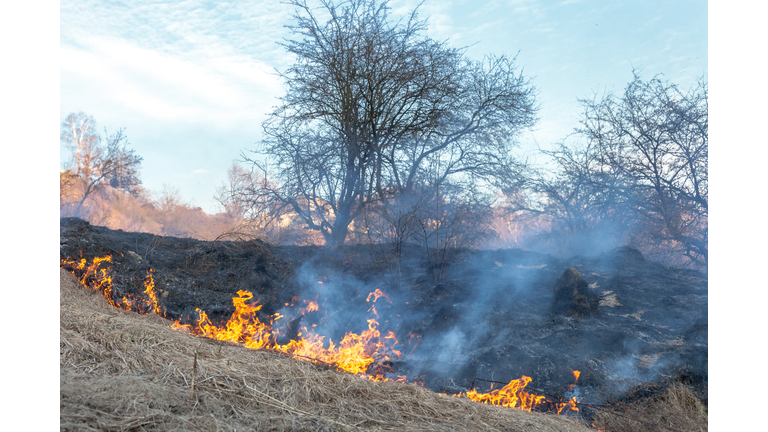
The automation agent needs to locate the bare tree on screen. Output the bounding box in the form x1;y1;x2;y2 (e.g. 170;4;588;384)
152;184;190;237
361;193;428;286
61;113;143;215
216;162;328;244
60;170;78;211
509;140;637;256
61;112;100;178
245;0;537;246
534;72;708;266
215;162;260;222
415;190;493;280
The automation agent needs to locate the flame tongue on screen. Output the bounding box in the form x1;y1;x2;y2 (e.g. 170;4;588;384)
460;376;547;411
143;270;162;316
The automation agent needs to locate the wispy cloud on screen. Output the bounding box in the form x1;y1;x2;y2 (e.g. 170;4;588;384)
62;36;279;126
530;25;554;33
61;1;293;65
61;0;294;130
505;0;546;17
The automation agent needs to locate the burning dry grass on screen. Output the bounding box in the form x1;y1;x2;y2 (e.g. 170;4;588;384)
60;269;593;432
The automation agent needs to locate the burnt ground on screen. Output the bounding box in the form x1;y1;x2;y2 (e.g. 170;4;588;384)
60;217;707;410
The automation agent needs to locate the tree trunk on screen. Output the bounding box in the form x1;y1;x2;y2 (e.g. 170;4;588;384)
326;213;351;246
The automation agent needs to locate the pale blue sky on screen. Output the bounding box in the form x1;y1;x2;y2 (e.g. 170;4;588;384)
60;0;707;213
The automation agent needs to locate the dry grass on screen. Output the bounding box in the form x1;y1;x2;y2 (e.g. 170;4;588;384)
591;381;708;432
60;268;594;432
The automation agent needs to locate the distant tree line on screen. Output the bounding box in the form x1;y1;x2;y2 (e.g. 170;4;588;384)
59;113;238;241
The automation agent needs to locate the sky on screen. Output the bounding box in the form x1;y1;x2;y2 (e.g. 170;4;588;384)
60;0;707;214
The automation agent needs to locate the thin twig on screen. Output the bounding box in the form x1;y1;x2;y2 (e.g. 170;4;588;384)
191;351;198;398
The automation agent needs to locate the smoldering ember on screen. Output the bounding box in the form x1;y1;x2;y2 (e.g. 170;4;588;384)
60;216;707;423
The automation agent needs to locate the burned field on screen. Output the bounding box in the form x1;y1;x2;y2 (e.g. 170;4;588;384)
60;217;707;424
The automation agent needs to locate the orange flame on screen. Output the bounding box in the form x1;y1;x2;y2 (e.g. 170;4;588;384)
366;288;391;317
143;269;163;316
455;369;584;413
366;288;392;304
61;255;116;307
556;370;581;414
299;299;320;315
458;376;547;411
556;396;579;415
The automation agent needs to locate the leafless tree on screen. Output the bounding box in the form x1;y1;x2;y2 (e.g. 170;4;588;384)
61;112;100;177
245;0;537;246
361;192;428;286
217;162;331;244
509;140;637;256
60;169;78;211
215;162;261;222
531;72;707;265
61;113;143;215
414;190;493;280
152;185;191;237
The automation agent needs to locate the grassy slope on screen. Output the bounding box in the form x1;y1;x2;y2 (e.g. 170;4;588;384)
60;269;594;432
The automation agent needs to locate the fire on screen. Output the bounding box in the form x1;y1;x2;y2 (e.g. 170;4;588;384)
459;376;547;411
366;289;391;317
143;270;163;316
557;369;581;414
366;288;392;303
172;293;401;375
556;397;579;415
61;255;583;415
299;299;320;314
61;255;116;307
61;256;164;315
456;370;582;414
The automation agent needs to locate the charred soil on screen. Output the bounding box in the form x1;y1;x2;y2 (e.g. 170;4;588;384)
60;218;707;426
